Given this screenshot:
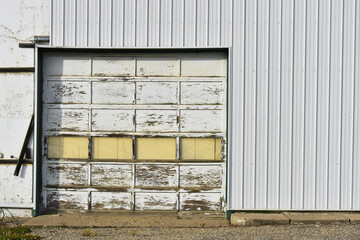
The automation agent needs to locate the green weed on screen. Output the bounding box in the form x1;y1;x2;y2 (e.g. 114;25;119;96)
82;229;98;237
0;226;41;240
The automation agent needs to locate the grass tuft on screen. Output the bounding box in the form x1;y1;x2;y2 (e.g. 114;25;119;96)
0;226;41;240
82;229;98;237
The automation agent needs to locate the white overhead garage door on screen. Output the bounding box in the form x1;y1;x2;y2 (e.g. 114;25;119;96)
41;51;227;212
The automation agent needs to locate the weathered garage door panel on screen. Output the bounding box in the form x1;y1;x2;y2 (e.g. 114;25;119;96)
44;81;90;104
135;165;177;188
42;52;227;212
43;54;92;76
91;164;133;187
179;165;223;188
181;57;227;77
136;110;178;132
136;82;178;104
180;192;223;211
47;190;88;210
137;57;180;76
180;110;224;132
180;82;224;105
46;108;89;132
91;82;135;104
92;57;135;76
46;163;88;187
91;109;133;132
135;192;178;211
92;192;133;210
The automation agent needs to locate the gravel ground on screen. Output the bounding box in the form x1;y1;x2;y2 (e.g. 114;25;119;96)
28;224;360;240
2;217;360;239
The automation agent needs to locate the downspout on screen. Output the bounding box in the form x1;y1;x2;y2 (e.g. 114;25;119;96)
32;45;43;216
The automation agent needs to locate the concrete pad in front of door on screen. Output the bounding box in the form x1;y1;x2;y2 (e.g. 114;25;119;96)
230;213;290;226
23;212;229;228
284;212;350;225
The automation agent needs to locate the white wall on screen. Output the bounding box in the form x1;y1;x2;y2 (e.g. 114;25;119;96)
0;0;50;217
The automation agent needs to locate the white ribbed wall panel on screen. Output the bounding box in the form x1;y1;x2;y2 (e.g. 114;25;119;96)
51;0;360;211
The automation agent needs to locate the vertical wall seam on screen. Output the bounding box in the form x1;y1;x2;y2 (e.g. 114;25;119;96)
182;0;186;47
75;0;78;46
218;0;221;46
242;0;247;209
171;0;174;47
290;0;295;209
350;0;356;209
302;0;308;209
146;0;149;47
63;0;65;46
195;0;198;46
207;0;210;46
159;0;162;47
110;0;113;47
278;0;283;209
339;0;345;209
241;0;245;209
122;0;125;47
326;0;333;209
170;0;173;47
50;0;53;45
253;0;258;208
134;0;137;47
219;0;222;46
228;0;233;209
315;0;320;209
98;0;101;47
351;0;358;209
86;0;89;46
266;0;271;209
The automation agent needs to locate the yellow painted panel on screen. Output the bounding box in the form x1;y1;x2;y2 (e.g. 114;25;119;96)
117;138;133;159
215;138;222;160
48;136;88;159
137;138;176;160
195;138;215;160
48;136;60;158
92;137;133;160
181;138;222;160
181;138;196;160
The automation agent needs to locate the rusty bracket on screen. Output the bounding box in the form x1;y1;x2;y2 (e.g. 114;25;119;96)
14;115;34;176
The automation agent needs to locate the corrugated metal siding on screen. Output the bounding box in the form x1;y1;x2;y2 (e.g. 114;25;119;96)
51;0;360;210
51;0;232;47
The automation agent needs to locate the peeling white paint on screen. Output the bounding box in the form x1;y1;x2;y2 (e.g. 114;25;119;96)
0;165;32;204
180;110;224;132
0;73;34;158
135;192;177;211
92;57;135;76
43;54;91;76
136;82;178;104
47;163;88;186
92;192;132;210
92;109;133;132
44;81;90;104
41;52;227;212
91;164;132;187
136;110;178;132
0;0;49;67
46;108;89;132
92;82;134;104
137;57;179;76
